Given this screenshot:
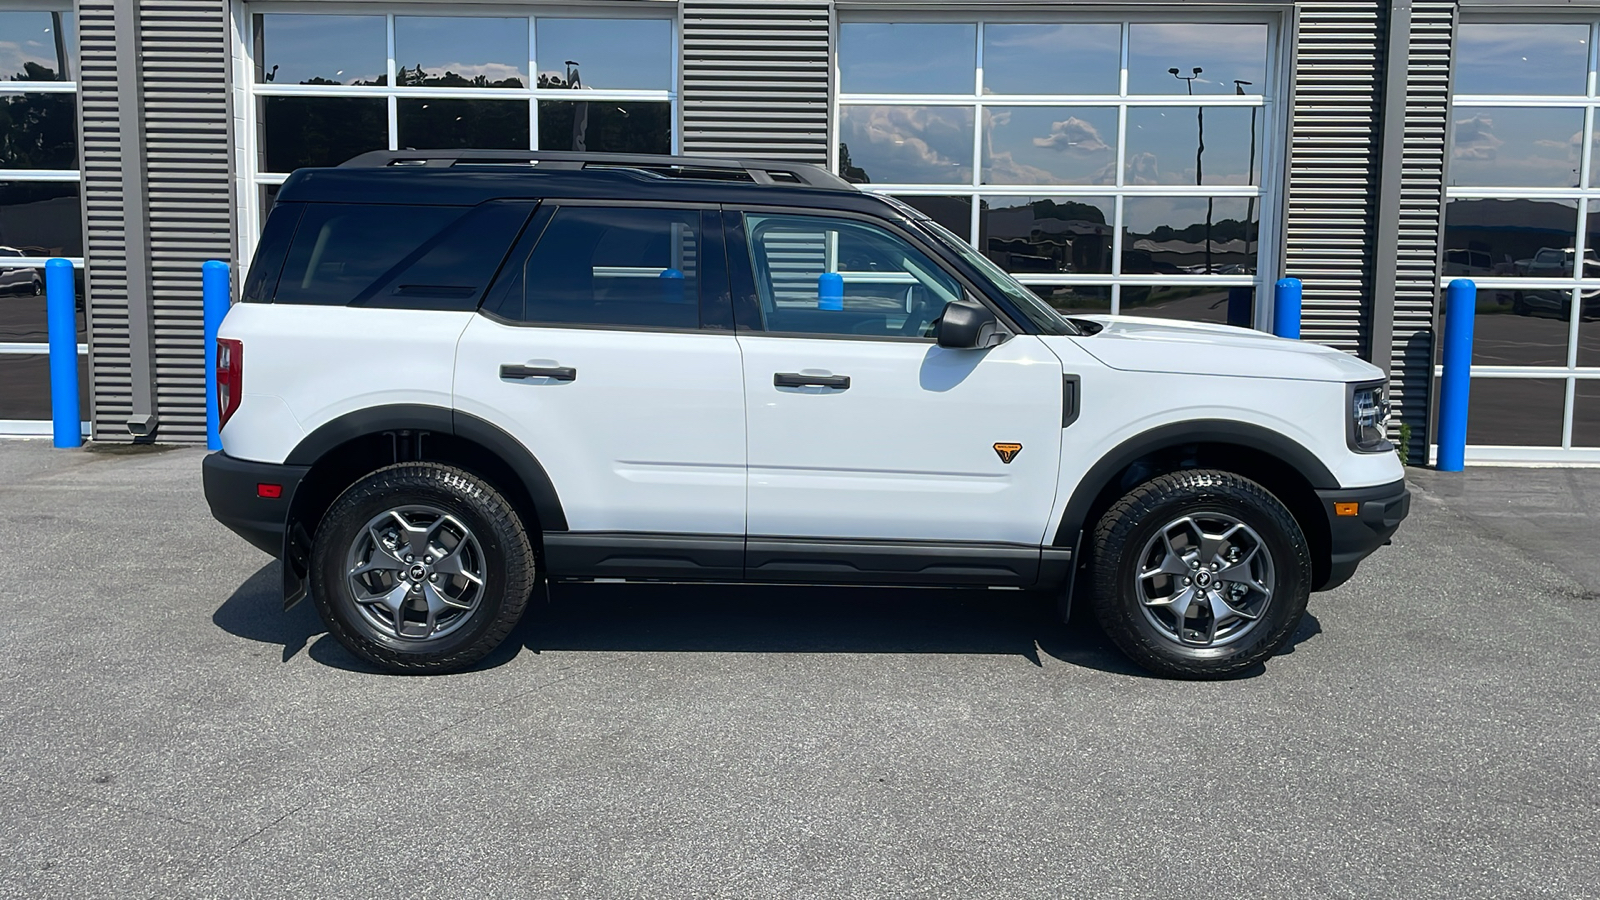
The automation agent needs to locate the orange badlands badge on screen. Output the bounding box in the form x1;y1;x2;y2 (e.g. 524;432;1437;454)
993;442;1022;464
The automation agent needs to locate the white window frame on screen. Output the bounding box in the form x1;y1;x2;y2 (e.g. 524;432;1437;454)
231;2;680;266
832;9;1289;328
1441;14;1600;462
0;2;87;437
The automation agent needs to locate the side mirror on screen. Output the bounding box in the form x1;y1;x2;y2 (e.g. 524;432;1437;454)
935;299;1007;349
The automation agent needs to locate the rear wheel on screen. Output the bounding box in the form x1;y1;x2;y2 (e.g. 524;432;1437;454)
1090;469;1311;679
310;462;535;673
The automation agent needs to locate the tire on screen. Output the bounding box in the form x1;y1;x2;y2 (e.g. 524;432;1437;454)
310;462;536;674
1089;469;1311;680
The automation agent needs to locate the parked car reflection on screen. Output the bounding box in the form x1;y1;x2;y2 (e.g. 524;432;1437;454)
0;246;42;296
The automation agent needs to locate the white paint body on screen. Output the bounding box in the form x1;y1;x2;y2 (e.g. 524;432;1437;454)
220;303;1404;542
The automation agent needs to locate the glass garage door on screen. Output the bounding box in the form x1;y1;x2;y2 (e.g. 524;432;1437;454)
834;15;1283;327
1444;20;1600;462
239;5;678;260
0;7;86;437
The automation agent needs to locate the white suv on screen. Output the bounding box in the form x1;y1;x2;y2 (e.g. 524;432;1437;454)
203;151;1409;679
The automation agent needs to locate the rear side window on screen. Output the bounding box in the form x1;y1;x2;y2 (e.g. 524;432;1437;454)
241;202;301;304
485;206;703;329
270;201;534;309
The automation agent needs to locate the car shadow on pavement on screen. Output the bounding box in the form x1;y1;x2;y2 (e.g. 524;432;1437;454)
213;564;1323;678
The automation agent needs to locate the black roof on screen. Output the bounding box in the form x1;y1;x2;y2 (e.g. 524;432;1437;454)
275;150;886;212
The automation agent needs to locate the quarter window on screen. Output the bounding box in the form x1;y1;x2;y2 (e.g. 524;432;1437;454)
488;206;704;330
271;202;533;309
742;213;963;338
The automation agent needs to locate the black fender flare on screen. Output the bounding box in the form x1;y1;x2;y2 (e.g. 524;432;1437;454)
283;403;568;531
1051;419;1337;546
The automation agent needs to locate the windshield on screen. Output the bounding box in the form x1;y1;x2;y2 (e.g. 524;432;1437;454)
884;198;1078;336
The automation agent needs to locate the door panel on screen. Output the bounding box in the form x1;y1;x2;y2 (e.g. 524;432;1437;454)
738;333;1064;543
454;204;745;536
455;321;746;534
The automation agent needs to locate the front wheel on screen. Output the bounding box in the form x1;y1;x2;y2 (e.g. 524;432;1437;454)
1090;469;1311;679
310;462;536;673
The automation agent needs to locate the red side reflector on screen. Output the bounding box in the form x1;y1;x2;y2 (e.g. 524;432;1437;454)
257;483;283;499
1334;502;1359;517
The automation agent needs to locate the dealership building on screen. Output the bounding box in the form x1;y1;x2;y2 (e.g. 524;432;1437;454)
0;0;1597;463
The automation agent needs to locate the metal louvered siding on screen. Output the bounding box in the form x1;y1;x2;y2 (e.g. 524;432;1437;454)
1283;1;1383;355
1391;1;1454;464
78;0;131;437
681;0;831;164
143;0;234;442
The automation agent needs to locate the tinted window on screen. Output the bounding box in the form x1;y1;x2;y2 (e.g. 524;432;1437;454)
489;206;704;329
743;213;963;338
241;202;301;304
536;101;671;153
535;18;671;91
254;14;386;86
398;99;530;151
1126;24;1268;95
0;93;76;169
0;181;81;257
982;24;1120;95
837;106;975;185
981;196;1114;275
839;23;976;94
259;96;387;172
274;204;468;306
395;16;528;88
0;11;74;81
1454;23;1590;97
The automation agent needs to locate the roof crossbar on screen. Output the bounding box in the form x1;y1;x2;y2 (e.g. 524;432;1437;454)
338;150;854;190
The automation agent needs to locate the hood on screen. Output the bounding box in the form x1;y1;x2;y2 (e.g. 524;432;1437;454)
1058;315;1384;383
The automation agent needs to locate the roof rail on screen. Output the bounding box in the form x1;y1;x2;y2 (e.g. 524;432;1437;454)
337;150;855;191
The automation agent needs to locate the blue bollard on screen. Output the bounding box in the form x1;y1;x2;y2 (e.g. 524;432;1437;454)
45;258;80;448
817;271;843;311
202;260;231;451
1273;277;1302;339
1436;278;1477;472
659;267;686;304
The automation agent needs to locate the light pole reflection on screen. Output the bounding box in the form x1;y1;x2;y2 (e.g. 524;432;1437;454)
1236;80;1257;270
1171;66;1212;274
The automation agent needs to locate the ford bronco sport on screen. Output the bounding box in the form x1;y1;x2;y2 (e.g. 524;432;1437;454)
203;150;1409;679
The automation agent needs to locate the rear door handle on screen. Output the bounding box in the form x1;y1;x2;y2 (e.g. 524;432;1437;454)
501;364;576;382
774;372;850;390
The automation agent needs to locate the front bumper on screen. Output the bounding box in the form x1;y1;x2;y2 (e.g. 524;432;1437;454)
1315;478;1410;591
202;452;308;557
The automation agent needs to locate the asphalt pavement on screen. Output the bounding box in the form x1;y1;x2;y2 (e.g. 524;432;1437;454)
0;441;1596;899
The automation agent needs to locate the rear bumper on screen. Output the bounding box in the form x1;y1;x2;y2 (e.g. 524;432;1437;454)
202;452;308;557
1315;478;1410;591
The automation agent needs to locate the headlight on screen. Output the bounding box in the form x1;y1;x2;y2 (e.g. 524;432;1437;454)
1349;381;1392;453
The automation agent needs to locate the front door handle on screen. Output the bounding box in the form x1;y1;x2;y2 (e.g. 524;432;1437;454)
774;372;850;390
501;364;576;382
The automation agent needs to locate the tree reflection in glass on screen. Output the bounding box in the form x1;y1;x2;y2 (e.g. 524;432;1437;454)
979;196;1114;274
0;11;73;82
394;17;529;89
537;101;670;154
1122;196;1257;275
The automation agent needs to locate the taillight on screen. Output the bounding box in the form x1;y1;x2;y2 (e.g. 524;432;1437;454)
217;338;243;430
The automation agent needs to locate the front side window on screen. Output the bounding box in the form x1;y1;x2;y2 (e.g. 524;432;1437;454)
487;206;704;330
743;213;962;338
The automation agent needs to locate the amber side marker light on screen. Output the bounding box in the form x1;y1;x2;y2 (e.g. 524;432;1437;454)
1334;502;1359;517
257;483;283;499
